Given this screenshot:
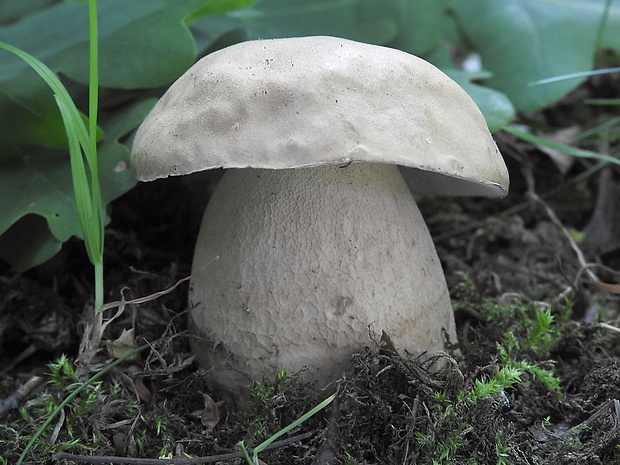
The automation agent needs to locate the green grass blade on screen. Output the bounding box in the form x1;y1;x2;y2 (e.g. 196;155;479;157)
594;0;614;51
252;392;336;458
16;344;149;465
0;41;103;262
504;126;620;166
88;0;99;159
54;95;102;264
585;98;620;105
0;42;91;150
0;35;105;314
87;0;105;263
529;67;620;86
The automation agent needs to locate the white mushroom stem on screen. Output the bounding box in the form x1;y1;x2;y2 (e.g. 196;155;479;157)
189;162;456;388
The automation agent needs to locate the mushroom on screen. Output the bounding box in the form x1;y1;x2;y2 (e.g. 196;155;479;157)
131;36;509;397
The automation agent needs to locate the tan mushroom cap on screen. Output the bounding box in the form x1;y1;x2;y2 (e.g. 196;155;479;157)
131;36;508;197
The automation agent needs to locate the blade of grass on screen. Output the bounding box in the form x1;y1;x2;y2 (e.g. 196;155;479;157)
504;126;620;166
0;0;104;310
55;96;98;253
530;0;615;87
0;43;102;256
16;344;149;465
0;41;104;292
0;43;90;149
571;115;620;142
529;67;620;86
585;98;620;105
87;0;104;311
239;391;336;464
594;0;614;52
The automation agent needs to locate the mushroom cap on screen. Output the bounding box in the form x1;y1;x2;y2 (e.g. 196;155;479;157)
131;36;509;197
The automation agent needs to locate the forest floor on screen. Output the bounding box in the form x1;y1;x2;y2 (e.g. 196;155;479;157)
1;74;620;464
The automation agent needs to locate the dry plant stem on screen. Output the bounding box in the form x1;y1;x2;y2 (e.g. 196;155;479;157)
0;375;45;420
599;322;620;333
52;432;313;464
533;399;620;441
311;396;340;465
77;262;215;367
530;193;620;293
98;263;213;313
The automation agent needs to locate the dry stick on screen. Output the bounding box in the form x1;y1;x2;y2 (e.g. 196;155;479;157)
311;396;340;465
599;322;620;334
98;258;218;313
52;431;313;464
531;193;620;332
0;375;45;420
531;193;620;293
78;258;218;366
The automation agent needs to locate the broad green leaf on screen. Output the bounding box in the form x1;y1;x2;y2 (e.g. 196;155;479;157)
452;0;620;111
386;0;451;56
192;0;404;49
0;0;250;154
445;70;516;132
0;0;255;269
0;0;199;87
0;214;62;271
0;98;156;270
0;0;56;26
188;0;257;21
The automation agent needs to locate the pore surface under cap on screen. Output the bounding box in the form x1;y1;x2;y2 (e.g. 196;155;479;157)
131;36;508;197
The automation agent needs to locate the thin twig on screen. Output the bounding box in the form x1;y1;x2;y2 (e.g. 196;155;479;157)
0;375;45;420
77;258;217;367
98;259;217;313
52;431;313;464
531;193;619;294
599;322;620;334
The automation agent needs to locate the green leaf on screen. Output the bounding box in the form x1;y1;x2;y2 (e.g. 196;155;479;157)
0;0;198;88
0;0;249;154
444;69;515;132
452;0;620;111
0;0;252;269
0;0;56;25
0;98;155;270
192;0;405;49
386;0;452;56
188;0;257;21
0;214;62;271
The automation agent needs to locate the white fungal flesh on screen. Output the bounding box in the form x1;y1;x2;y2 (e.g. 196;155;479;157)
189;163;456;387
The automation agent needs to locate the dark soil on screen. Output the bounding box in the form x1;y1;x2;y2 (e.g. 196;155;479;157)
1;76;620;464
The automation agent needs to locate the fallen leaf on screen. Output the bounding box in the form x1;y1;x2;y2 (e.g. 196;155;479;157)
201;393;220;431
107;328;137;360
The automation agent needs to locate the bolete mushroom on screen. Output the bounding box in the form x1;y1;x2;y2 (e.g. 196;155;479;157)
131;36;509;397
